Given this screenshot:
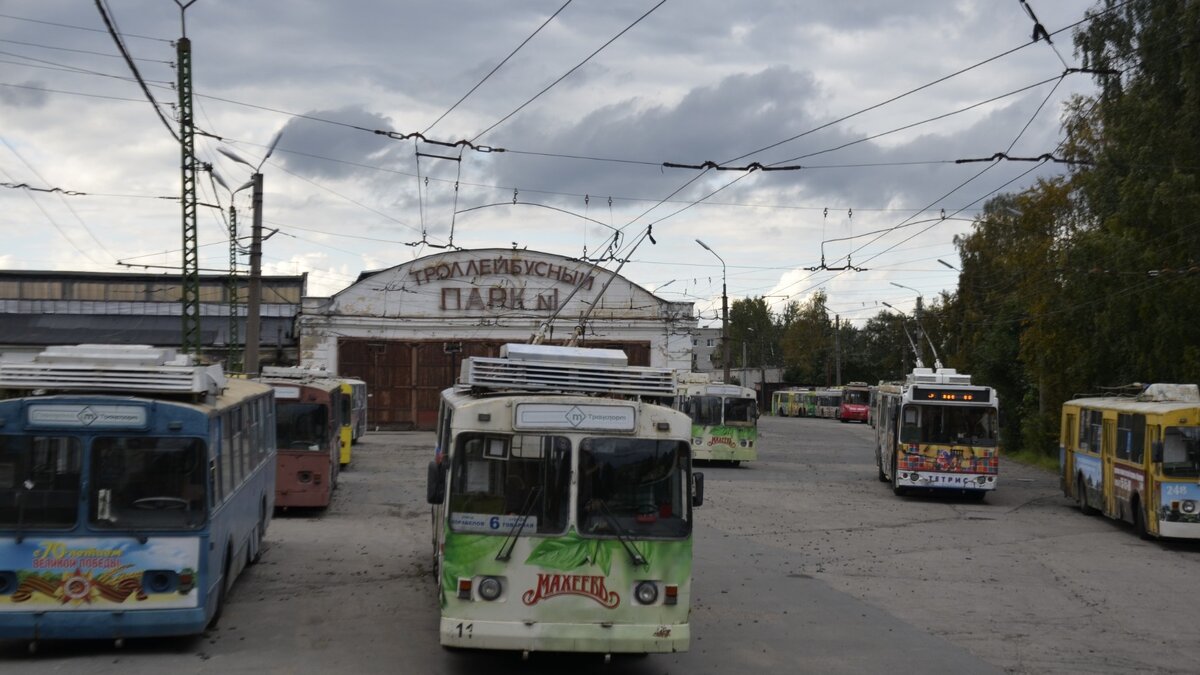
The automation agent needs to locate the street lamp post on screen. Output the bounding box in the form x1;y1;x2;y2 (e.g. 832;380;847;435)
218;133;281;376
696;239;729;384
889;281;924;364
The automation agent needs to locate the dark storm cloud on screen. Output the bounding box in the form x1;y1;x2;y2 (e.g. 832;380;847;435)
483;65;852;203
0;80;48;107
274;105;403;180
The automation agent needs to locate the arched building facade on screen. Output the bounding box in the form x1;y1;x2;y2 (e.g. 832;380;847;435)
297;248;696;429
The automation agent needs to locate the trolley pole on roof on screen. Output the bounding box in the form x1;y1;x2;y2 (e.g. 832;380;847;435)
176;21;201;356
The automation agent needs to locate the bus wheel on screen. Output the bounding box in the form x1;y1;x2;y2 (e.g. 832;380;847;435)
891;452;907;496
1077;475;1096;515
208;552;231;629
250;499;267;565
875;448;888;482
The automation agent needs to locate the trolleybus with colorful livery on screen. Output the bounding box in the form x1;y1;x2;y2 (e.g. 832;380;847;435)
675;377;757;465
0;344;275;642
259;367;342;509
770;388;805;417
816;388;842;419
426;344;703;657
1060;383;1200;539
874;367;999;498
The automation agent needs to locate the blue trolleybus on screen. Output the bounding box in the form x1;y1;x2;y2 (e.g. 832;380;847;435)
0;345;276;644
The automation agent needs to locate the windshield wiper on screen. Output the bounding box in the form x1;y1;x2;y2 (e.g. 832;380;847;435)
594;499;647;567
496;486;542;562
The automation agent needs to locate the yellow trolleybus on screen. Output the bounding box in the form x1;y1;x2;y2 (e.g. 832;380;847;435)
1061;383;1200;539
426;344;702;658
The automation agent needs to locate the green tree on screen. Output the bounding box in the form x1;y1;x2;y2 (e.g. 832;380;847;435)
780;291;833;384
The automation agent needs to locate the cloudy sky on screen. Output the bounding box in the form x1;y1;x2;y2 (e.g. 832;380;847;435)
1;0;1101;325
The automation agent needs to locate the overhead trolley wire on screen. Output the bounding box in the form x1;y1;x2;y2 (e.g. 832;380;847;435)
424;0;574;135
470;0;668;143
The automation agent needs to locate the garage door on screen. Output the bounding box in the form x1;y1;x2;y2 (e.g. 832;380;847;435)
338;338;651;430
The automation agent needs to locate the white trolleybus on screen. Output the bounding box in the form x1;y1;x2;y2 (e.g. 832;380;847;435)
0;345;275;644
426;344;703;658
874;367;999;499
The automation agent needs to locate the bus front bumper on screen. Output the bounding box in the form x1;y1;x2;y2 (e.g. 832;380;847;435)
0;607;209;640
439;617;690;653
896;470;997;491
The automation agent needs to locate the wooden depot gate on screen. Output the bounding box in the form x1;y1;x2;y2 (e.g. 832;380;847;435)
337;338;651;430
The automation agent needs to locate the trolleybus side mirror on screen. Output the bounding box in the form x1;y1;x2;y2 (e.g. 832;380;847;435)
427;461;446;504
692;472;704;508
1151;441;1164;463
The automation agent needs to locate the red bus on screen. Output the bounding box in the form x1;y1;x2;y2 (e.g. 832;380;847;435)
260;372;343;509
839;382;871;423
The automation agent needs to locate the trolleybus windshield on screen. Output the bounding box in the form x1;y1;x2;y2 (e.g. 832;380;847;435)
0;436;81;528
1162;426;1200;477
90;436;207;529
276;403;329;451
843;389;869;405
723;397;757;425
448;434;571;535
905;405;997;446
578;438;690;539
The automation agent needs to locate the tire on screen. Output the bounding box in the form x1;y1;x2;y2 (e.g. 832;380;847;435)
208;552;231;629
1077;475;1096;515
891;451;908;496
250;499;268;564
875;447;888;482
966;490;987;502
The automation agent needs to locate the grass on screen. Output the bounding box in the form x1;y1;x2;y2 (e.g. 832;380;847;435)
1001;448;1060;473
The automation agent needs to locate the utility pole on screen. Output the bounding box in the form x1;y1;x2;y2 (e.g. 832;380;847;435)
176;17;201;355
218;132;280;377
834;314;841;385
244;172;264;375
915;296;924;367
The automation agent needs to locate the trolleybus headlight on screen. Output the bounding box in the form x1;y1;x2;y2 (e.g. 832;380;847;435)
142;570;178;594
976;476;987;485
1182;500;1197;514
478;576;502;601
634;581;659;605
909;472;920;482
298;471;313;484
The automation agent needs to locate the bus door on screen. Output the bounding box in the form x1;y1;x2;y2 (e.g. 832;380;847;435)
1061;411;1076;493
1101;417;1116;516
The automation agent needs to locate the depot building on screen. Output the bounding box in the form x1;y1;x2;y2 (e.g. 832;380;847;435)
297;248;697;430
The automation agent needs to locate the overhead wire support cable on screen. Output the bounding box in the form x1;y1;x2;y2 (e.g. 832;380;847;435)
94;0;180;144
661;160;802;172
717;3;1129;168
955;152;1088;165
423;0;574;134
471;0;668;143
